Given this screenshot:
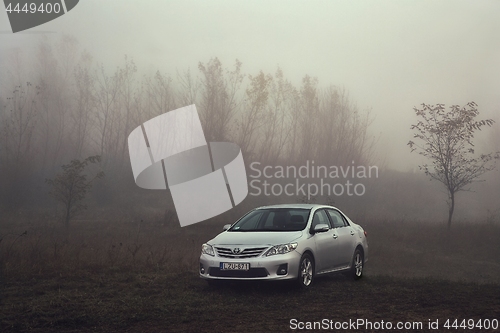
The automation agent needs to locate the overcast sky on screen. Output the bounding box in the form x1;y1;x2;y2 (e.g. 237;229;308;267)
1;0;499;170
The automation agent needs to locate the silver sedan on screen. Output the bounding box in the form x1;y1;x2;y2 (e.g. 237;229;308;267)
199;204;368;287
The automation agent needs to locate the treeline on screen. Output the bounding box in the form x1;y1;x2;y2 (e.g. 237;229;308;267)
0;35;373;210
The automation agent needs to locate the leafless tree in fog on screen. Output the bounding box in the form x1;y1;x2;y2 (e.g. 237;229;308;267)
46;155;104;227
319;87;373;165
177;69;199;107
0;35;375;213
93;65;121;165
0;83;39;208
408;102;500;228
1;83;38;169
117;57;139;167
36;38;73;171
236;71;272;157
198;58;243;142
296;75;320;163
144;69;176;120
258;68;296;164
72;60;96;159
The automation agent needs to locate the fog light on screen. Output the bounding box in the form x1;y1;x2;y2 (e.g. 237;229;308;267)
277;264;288;275
200;264;205;274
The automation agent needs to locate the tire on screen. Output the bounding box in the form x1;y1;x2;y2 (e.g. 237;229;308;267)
297;253;314;288
350;248;364;280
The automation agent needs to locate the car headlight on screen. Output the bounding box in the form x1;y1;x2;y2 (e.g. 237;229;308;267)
201;243;215;256
264;243;298;256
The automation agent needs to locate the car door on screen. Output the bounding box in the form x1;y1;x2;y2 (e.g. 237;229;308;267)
326;209;358;268
310;209;336;272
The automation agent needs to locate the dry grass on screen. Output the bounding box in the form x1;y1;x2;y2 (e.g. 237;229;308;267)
0;214;499;332
363;219;500;283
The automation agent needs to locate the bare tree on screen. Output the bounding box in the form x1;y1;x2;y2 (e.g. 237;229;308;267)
3;48;27;87
55;35;79;82
118;57;139;166
296;75;320;162
0;38;378;210
0;83;39;208
259;67;296;164
137;69;176;139
177;69;199;107
319;87;373;166
36;40;63;170
93;65;121;165
46;155;104;227
35;35;79;170
408;102;500;228
72;62;96;159
1;82;39;168
318;87;345;165
198;58;243;141
236;71;272;156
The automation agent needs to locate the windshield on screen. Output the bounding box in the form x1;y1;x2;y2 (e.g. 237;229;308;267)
228;208;310;232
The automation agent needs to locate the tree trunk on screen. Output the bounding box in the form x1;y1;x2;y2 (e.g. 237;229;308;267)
447;191;455;229
64;200;71;228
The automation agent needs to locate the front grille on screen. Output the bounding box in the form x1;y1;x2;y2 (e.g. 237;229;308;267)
209;267;269;278
215;246;267;258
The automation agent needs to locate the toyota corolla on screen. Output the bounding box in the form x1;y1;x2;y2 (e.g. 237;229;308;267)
199;204;368;287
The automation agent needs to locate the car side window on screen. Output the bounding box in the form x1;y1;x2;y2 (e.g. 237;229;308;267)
311;209;331;230
327;209;347;228
339;212;350;226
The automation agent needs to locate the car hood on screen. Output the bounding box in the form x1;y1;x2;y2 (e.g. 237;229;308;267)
209;231;303;246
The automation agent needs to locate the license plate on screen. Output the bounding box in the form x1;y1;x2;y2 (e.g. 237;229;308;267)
220;262;250;270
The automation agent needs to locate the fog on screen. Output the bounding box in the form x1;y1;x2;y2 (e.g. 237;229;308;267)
1;1;499;223
1;4;500;330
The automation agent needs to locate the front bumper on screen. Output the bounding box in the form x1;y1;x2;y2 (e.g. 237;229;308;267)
199;250;302;281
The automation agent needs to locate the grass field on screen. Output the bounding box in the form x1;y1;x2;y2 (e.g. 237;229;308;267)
1;216;499;332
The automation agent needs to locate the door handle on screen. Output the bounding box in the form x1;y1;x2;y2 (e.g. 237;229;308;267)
350;231;355;236
333;234;338;239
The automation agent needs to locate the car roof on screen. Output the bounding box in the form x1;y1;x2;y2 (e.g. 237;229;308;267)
255;203;337;210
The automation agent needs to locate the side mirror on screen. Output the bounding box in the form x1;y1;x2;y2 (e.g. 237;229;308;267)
312;223;329;234
223;224;232;231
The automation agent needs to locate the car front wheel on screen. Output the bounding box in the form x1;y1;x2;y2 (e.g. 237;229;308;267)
297;253;314;288
350;249;364;280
